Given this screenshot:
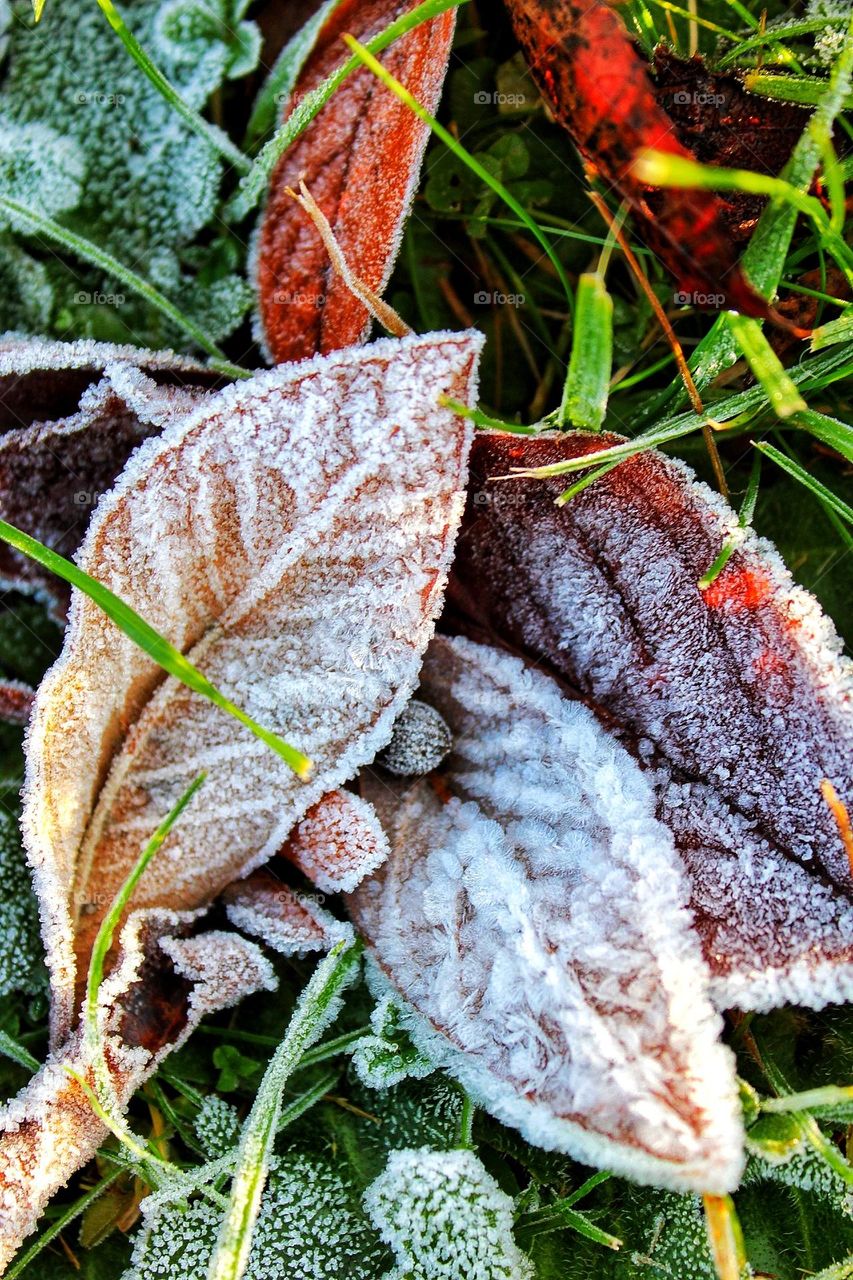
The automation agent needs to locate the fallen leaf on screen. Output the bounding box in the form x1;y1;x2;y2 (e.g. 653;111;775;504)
223;867;354;953
280;788;390;892
0;337;218;618
254;0;456;363
503;0;779;319
447;432;853;1013
0;912;275;1274
23;329;481;1048
349;635;744;1193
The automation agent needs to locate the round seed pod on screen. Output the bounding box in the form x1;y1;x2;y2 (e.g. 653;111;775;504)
376;699;452;778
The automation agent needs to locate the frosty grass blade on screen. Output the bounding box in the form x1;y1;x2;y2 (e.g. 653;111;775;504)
0;916;275;1274
24;329;482;1048
0;336;217;616
254;0;456;363
449;432;853;1013
349;635;745;1194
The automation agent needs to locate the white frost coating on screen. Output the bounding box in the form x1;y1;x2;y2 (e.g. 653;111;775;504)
22;329;482;1047
0;332;209;379
0;920;273;1273
364;1147;534;1280
223;871;353;955
285;789;391;893
350;636;744;1194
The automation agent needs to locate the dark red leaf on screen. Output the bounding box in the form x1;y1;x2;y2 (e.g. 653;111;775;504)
503;0;785;320
448;432;853;1012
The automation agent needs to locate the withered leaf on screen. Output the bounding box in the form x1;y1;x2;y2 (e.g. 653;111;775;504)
223;867;354;954
0;912;275;1273
503;0;779;320
254;0;456;363
0;337;218;618
349;635;744;1193
24;330;482;1049
447;432;853;1013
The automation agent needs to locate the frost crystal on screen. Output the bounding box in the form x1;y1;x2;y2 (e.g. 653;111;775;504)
376;699;453;777
283;788;391;893
451;432;853;1013
0;804;43;998
350;635;744;1194
125;1152;388;1280
194;1095;239;1158
364;1147;534;1280
352;986;435;1089
0;0;257;343
23;330;481;1050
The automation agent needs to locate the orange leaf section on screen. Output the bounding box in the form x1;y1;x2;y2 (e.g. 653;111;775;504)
255;0;455;364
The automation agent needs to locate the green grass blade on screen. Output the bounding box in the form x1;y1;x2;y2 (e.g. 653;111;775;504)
698;452;761;589
0;1030;39;1072
244;0;344;149
0;195;248;378
0;519;312;778
744;71;853;108
84;773;207;1051
517;1199;621;1250
226;0;467;221
95;0;250;173
792;408;853;463
337;35;574;310
207;938;362;1280
753;443;853;527
727;315;807;418
559;273;613;430
811;309;853;351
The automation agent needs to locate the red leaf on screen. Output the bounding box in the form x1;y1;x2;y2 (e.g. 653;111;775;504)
503;0;779;319
255;0;456;363
447;432;853;1012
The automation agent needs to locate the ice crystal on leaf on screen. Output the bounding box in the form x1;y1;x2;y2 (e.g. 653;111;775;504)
254;0;457;363
0;0;256;343
0;804;43;998
450;433;853;1013
350;635;744;1194
281;788;391;893
364;1146;535;1280
194;1094;239;1158
352;986;435;1089
124;1151;388;1280
223;868;353;955
0;336;216;615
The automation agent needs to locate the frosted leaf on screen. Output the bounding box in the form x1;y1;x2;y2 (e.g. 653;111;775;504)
0;241;53;331
282;789;391;893
254;0;457;362
0;804;43;998
744;1145;851;1207
349;635;744;1194
364;1147;535;1280
352;987;435;1089
223;868;353;955
0;336;216;615
450;432;853;1013
622;1189;717;1279
124;1151;388;1280
23;329;481;1048
0;0;248;344
376;699;453;777
0;916;273;1274
194;1095;239;1158
0;678;33;725
0;116;83;228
